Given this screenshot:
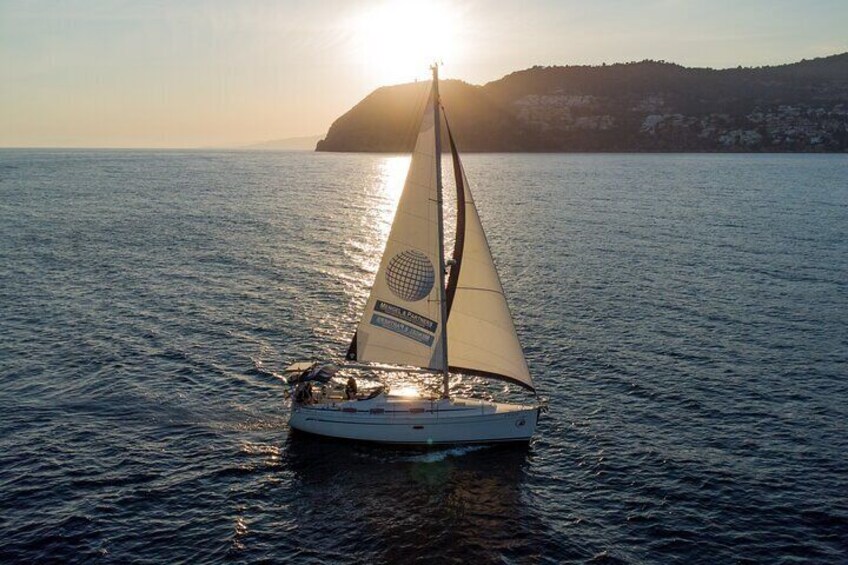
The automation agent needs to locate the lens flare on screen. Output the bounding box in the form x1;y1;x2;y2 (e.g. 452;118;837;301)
350;0;464;85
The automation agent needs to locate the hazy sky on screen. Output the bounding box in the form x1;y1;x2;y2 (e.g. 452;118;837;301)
2;0;846;147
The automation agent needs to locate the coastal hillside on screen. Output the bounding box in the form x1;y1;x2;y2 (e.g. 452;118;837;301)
316;53;848;152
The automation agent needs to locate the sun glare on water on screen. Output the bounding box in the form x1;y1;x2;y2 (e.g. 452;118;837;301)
351;0;463;85
390;384;421;398
380;155;410;204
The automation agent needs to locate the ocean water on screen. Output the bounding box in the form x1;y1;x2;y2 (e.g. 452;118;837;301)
1;150;846;563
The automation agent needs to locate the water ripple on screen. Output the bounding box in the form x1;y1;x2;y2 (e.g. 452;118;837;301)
0;150;846;563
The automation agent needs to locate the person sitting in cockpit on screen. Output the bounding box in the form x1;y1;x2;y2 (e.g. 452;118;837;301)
344;376;358;400
294;382;313;404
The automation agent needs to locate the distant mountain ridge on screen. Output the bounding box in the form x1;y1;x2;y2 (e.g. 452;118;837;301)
245;135;324;151
316;54;848;153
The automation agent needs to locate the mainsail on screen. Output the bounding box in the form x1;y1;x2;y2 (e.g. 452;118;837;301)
346;84;447;371
444;118;534;391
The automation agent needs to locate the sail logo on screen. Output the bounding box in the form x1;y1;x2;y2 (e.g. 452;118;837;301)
375;301;437;332
370;314;434;346
385;250;434;302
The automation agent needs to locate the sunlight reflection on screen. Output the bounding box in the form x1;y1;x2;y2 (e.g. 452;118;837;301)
361;156;410;274
389;383;420;397
340;156;411;342
377;156;410;227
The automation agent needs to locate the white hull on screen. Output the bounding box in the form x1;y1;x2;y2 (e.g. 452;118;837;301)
288;394;539;445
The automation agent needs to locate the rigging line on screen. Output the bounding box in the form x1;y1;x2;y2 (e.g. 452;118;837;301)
454;286;503;295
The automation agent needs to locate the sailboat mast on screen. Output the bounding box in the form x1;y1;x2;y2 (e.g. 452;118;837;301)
432;64;450;399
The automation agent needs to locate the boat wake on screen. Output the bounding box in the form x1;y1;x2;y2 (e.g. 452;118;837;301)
249;356;287;383
406;445;491;463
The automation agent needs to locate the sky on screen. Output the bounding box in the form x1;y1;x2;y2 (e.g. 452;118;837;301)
1;0;846;148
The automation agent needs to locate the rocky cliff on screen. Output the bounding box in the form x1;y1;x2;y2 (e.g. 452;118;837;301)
316;54;848;153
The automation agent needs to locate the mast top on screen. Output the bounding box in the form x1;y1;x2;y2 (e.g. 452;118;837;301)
431;63;440;91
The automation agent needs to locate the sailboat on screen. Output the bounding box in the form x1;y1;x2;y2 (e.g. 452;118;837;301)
286;65;541;445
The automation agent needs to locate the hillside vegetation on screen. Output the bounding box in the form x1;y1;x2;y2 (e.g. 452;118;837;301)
316;54;848;152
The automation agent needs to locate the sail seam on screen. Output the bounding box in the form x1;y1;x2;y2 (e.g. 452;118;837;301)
454;286;503;295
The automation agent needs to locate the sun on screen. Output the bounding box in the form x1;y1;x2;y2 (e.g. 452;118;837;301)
351;0;463;86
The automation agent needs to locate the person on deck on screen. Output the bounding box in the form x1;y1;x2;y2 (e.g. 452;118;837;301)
345;377;358;400
294;382;313;404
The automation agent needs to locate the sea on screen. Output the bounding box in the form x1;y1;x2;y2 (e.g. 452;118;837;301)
1;150;846;563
